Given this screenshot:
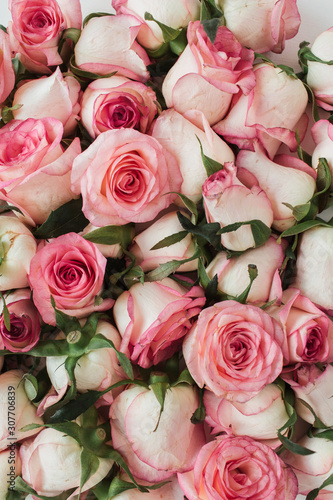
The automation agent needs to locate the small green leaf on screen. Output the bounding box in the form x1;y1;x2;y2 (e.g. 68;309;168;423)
1;104;23;124
306;474;333;500
278;432;315;455
61;28;81;45
87;334;134;380
218;219;271;248
83;223;134;249
177;211;222;248
83;12;114;28
50;296;82;336
169;29;188;56
172;369;195;387
201;18;222;43
235;264;258;304
191;387;206;424
197;136;224;176
34;198;89;239
200;0;224;21
11;477;67;500
283;202;311;221
298;398;328;429
145;249;200;282
69;54;118;81
80;449;100;494
0;292;10;331
308;429;333;441
23;373;39;401
150;230;188;250
107;477;137;498
168;193;198;220
26;339;70;357
149;381;169;431
144;12;181;42
279;218;333;239
123;265;145;288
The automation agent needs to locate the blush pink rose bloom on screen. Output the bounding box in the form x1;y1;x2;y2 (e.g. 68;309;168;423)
28;232;114;326
214;63;309;159
237;142;317;232
162;22;255;125
306;27;333;111
113;277;205;368
182;300;284;402
74;15;150;81
206;236;285;305
202;162;274;251
112;0;200;50
71;128;182;226
178;434;298;500
8;0;82;74
12;67;81;136
0;117;81;226
0;289;40;353
80;75;157;139
216;0;300;53
0;30;15;107
311;119;333;188
110;383;206;482
267;288;333;366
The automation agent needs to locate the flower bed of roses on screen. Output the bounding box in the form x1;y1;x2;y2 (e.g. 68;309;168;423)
0;0;333;499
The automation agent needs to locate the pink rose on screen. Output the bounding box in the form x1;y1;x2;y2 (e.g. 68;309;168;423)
74;15;150;81
12;67;82;136
216;0;300;53
162;22;255;125
8;0;82;74
0;30;15;106
306;27;333;111
0;448;22;498
0;289;40;353
178;434;298;500
71;128;182;226
80;75;157;139
0;118;81;226
202;162;274;251
214;63;309;159
28;232;114;326
311;119;333;188
110;383;206;482
113;277;205;368
182;300;284;402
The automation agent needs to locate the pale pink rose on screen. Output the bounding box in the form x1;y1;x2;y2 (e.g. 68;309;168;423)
282;364;333;428
204;384;289;446
237;142;317;232
113;277;205;368
202;162;274;251
214;63;309;159
80;223;123;259
206;236;285;305
0;289;40;353
74;15;150;81
0;117;81;226
0;30;15;106
150;108;234;202
12;67;81;136
110;383;206;482
0;370;43;451
0;447;22;498
112;0;200;50
282;432;333;497
292;226;333;315
130;211;198;272
217;0;300;53
8;0;82;74
80;75;157;139
182;300;284;402
267;288;333;365
28;232;114;326
311;119;333;188
162;22;255;126
306;27;333;111
20;427;113;496
71;128;182;226
178;434;298;500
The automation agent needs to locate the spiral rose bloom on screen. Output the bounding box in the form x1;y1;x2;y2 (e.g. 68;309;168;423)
0;30;15;107
28;232;114;326
178;434;298;500
311;119;333;188
8;0;82;74
113;277;205;368
0;117;81;226
183;300;284;402
80;76;157;138
71;128;182;226
306;27;333;111
162;22;255;125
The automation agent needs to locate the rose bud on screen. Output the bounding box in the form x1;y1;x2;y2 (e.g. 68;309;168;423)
306;27;333;111
0;30;15;107
204;384;289;447
0;370;43;451
282;364;333;428
162;22;255;125
12;67;82;136
237;142;317;232
0;215;37;291
0;447;22;497
80;75;158;139
178;434;298;500
214;63;309;159
110;383;206;482
20;427;113;496
202;162;274;251
130;211;197;273
0;289;41;353
150;108;234;203
112;0;200;51
216;0;300;53
74;15;150;82
206;236;285;305
113;278;205;368
311;119;333;188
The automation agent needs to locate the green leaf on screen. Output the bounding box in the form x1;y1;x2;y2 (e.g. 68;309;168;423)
61;28;81;45
168;193;198;221
235;264;258;304
298;399;328;429
191;387;206;424
1;104;23;124
0;292;10;331
306;474;333;500
201;18;222;43
83;12;114;28
0;205;23;216
277;432;315;455
83;223;134;249
80;449;100;494
23;373;39;401
172;368;195;387
50;296;82;336
279;218;333;239
177;211;222;248
149;381;169;431
69;54;118;82
44;421;83;444
87;334;134;380
308;429;333;441
169;29;188;56
283;202;311;221
200;0;224;21
150;230;188;250
144;12;181;42
197;136;224;176
107;477;137;498
145;249;200;282
34;198;89;239
11;477;68;500
218;219;271;248
26;339;70;357
123;265;145;288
